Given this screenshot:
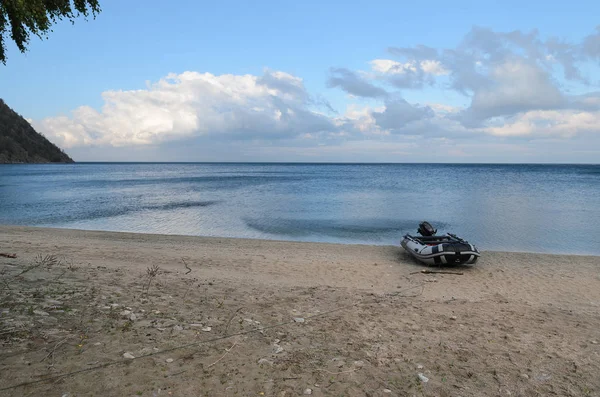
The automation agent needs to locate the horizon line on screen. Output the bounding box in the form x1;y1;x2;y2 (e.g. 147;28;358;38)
15;161;600;166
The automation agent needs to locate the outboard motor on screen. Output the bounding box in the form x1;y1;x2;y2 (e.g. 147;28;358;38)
417;221;437;236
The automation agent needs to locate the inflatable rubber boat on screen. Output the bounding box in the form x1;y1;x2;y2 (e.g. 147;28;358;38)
400;222;480;265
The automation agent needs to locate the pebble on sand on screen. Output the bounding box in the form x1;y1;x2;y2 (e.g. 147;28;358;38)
257;358;273;366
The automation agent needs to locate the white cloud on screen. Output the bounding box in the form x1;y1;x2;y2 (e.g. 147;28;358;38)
335;105;383;134
372;100;434;131
327;68;388;98
370;59;414;74
464;59;564;123
34;70;334;148
370;59;448;76
484;109;600;138
420;60;449;75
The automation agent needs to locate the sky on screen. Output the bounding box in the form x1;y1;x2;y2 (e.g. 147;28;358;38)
1;0;600;163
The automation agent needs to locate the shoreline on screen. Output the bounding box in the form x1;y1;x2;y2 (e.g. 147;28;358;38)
1;225;600;396
2;224;599;258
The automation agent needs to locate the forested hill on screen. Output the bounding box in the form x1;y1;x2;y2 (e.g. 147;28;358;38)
0;99;74;163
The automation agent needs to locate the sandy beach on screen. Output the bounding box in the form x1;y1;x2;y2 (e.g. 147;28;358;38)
1;225;599;396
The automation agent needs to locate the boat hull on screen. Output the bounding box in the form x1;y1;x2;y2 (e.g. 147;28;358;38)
401;234;480;265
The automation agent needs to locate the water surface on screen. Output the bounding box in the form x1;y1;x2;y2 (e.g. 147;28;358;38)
1;163;599;255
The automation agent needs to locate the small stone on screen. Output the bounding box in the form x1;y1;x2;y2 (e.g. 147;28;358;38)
190;323;203;327
101;306;111;310
353;360;364;368
417;364;424;369
303;389;312;395
258;358;273;366
93;342;101;346
294;317;305;323
418;373;429;383
274;339;280;344
110;303;119;308
201;326;212;332
129;314;137;321
535;373;551;382
521;373;529;379
275;346;284;354
173;325;183;331
166;358;174;363
383;389;392;393
121;310;132;318
123;352;135;359
450;316;457;320
33;310;49;316
592;340;598;344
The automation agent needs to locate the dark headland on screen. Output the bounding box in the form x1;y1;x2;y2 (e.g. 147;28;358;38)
0;99;73;164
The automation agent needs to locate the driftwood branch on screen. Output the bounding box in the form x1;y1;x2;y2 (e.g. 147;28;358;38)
410;269;464;275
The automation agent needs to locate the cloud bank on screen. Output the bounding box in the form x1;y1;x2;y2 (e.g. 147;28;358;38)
34;26;600;162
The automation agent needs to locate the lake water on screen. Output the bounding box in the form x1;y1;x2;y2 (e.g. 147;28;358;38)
1;163;599;255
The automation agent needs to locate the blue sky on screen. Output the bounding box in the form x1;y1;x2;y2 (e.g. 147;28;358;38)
1;0;600;162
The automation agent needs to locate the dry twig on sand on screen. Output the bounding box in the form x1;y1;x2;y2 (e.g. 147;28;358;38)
41;337;72;366
224;307;244;335
182;258;192;275
0;253;16;258
17;254;59;276
410;269;464;275
143;265;160;296
207;339;239;368
316;368;360;375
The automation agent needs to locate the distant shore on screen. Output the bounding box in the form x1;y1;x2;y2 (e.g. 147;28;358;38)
1;225;600;396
